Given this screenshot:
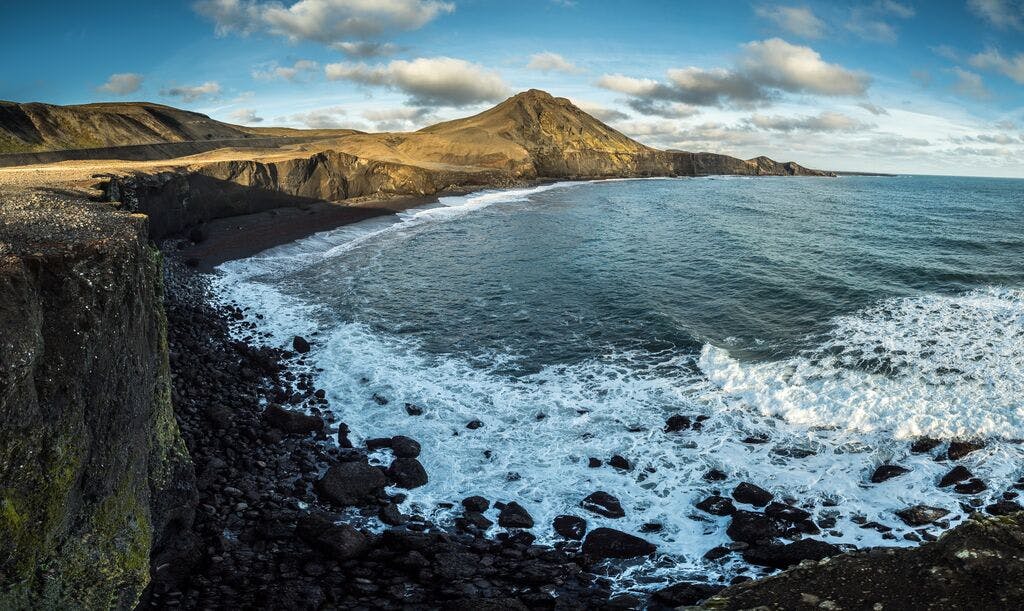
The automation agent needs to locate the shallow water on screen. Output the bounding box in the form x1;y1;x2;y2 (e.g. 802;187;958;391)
214;175;1024;588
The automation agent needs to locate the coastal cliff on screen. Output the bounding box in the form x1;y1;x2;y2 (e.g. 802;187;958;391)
0;192;194;607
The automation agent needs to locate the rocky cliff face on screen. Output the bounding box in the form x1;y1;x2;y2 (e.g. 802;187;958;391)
0;191;194;608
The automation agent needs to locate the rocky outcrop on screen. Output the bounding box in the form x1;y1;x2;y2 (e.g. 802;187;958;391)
704;512;1024;609
0;191;194;608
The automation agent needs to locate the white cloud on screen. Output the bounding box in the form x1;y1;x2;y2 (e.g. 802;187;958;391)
252;59;320;81
332;41;402;57
845;16;897;43
968;49;1024;84
97;73;143;95
950;67;992;100
571;100;630;123
288;105;354;128
754;6;826;39
878;1;915;18
625;99;701;118
526;52;583;74
968;0;1024;30
598;38;869;109
325;56;510;106
194;0;454;43
747;111;871;132
160;81;222;102
229;108;264;123
360;106;435;130
857;101;889;115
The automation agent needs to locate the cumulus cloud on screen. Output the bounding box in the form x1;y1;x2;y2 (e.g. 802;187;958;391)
598;38;869;110
968;0;1024;30
288;105;354;128
950;67;992;100
857;101;889;115
332;41;402;57
571;101;630;123
229;108;264;123
746;111;871;132
252;59;319;81
526;52;583;74
97;73;144;95
360;106;435;130
754;6;826;38
845;1;914;43
625;99;700;118
845;16;897;43
968;49;1024;84
160;81;221;102
194;0;454;43
324;56;510;106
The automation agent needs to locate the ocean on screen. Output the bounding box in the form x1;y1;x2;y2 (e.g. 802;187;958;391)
213;175;1024;587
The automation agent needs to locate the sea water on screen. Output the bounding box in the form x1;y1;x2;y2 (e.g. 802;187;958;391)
213;175;1024;587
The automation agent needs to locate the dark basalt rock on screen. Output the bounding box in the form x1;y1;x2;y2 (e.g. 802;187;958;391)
379;503;408;526
365;437;392;451
466;419;484;429
292;335;311;353
940;465;973;487
764;501;812;523
742;539;842;569
986;500;1024;515
696;495;737;516
315;461;387;506
732;482;773;507
947;440;985;461
609;455;630;470
703;468;728;481
582;528;656;559
404;402;423;416
497;501;534;528
895;505;950;526
581;491;626;518
588;457;602;468
263;403;324;435
871;464;910;483
296;513;368;560
664;414;692;433
910;437;942;454
726;511;785;544
387;457;429;489
650;582;724;607
462;495;490;512
390;435;421;458
553;515;588;540
954;478;988;494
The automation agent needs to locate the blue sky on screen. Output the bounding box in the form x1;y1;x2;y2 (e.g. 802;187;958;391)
2;0;1023;176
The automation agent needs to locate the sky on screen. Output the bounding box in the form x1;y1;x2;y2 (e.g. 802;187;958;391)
1;0;1023;176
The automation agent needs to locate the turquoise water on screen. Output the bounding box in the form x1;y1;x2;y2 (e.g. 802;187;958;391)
217;175;1024;586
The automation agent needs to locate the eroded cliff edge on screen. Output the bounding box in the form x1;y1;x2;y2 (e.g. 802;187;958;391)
0;191;194;608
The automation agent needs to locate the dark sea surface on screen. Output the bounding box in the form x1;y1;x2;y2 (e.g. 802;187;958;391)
217;175;1024;586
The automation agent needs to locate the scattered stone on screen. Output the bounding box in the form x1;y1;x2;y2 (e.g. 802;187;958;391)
296;513;368;560
871;464;911;483
704;546;730;561
466;419;484;430
379;503;408;526
582;528;656;559
497;502;534;528
588;457;602;468
365;437;392;451
263;403;324;435
696;495;737;516
664;414;692;433
764;502;811;523
315;461;387;506
742;434;769;444
553;515;587;540
462;495;490;512
954;478;988;494
703;469;728;482
404;402;423;416
292;335;311;354
641;522;663;533
461;511;494;531
581;491;626;518
939;465;973;487
895;505;950;526
727;511;784;544
947;440;985;461
650;582;724;607
390;435;421;458
732;482;773;507
742;539;842;569
910;437;942;454
609;455;630;470
387;457;429;489
986;500;1023;516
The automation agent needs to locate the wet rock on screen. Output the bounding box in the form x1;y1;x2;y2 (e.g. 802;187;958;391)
742;539;842;569
726;511;784;544
390;435;421;458
703;469;728;482
462;495;490;513
387;457;428;489
315;461;387;506
609;455;630;470
939;465;973;487
365;437;392;451
764;502;811;523
732;482;773;507
664;414;692;433
588;457;603;468
292;335;311;354
871;464;911;483
696;495;737;517
466;419;484;430
704;546;731;561
263;403;324;435
372;393;389;405
296;513;368;560
742;434;769;444
582;528;657;559
581;491;626;518
947;440;985;461
954;478;988;494
336;422;353;448
911;437;942;454
461;511;494;531
497;502;534;528
404;402;423;416
986;500;1024;516
650;582;723;607
895;505;950;526
553;515;587;540
641;522;663;533
379;503;408;526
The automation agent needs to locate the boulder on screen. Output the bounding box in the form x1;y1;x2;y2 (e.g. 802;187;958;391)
315;461;387;506
764;502;811;523
296;513;369;560
497;501;534;528
939;465;973;487
462;495;490;513
387;457;428;489
954;478;987;494
732;482;773;507
292;335;311;354
742;539;842;569
910;437;942;454
664;415;692;433
895;505;950;526
726;510;784;544
696;495;736;516
263;403;324;435
581;491;626;518
582;528;657;559
650;582;724;607
947;440;985;461
871;464;910;483
986;500;1024;516
609;455;631;470
390;435;421;458
553;515;588;540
